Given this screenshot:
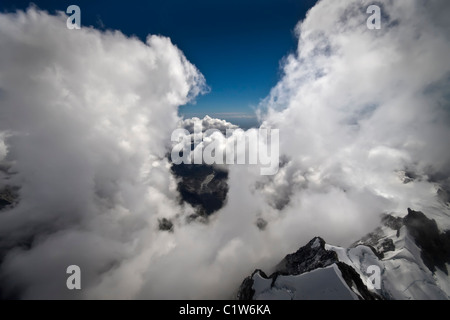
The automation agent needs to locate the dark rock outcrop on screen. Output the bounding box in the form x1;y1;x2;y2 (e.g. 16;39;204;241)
236;270;266;300
158;218;174;232
0;186;18;211
336;262;382;300
171;163;228;217
256;218;268;231
404;208;450;275
381;213;403;231
276;237;338;276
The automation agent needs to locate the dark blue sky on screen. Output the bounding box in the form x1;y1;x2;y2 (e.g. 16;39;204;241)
1;0;317;127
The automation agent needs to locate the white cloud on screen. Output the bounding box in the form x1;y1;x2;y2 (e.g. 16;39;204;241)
1;0;450;300
181;115;238;133
250;0;450;238
0;7;205;299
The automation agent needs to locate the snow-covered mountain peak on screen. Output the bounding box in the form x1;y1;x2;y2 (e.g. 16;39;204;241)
238;209;450;300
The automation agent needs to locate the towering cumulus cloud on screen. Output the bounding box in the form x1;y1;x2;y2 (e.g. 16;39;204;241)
0;7;206;298
249;0;450;242
0;0;450;299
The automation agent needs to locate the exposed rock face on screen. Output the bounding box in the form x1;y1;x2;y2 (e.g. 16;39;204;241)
381;214;403;231
0;196;10;211
379;238;395;254
276;237;338;276
236;270;262;300
353;214;402;259
335;262;381;300
0;187;18;211
171;163;228;217
255;218;268;231
158;218;174;232
403;208;450;275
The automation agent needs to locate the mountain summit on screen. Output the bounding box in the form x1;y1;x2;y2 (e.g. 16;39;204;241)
238;209;450;300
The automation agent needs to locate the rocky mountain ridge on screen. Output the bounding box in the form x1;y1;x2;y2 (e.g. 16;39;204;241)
238;208;450;300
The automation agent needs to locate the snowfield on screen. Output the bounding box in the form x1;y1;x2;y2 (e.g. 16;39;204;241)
252;264;358;300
